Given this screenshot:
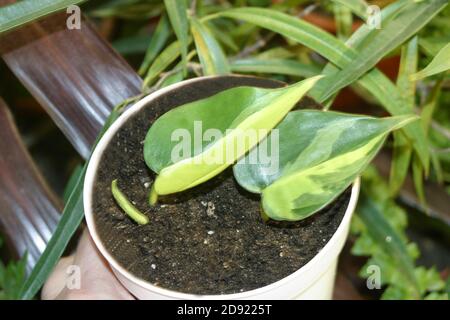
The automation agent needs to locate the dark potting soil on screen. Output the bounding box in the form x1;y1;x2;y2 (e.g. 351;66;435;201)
92;76;351;295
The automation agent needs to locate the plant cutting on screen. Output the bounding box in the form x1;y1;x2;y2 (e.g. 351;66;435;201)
83;74;416;299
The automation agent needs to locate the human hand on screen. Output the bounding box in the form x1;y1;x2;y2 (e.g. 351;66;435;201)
42;229;135;300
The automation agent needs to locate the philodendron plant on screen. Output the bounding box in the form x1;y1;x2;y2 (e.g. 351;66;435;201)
112;75;417;224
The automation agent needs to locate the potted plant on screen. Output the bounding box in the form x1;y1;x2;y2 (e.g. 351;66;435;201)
83;74;415;300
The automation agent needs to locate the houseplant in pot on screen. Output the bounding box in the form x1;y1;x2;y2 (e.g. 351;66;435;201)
83;74;416;299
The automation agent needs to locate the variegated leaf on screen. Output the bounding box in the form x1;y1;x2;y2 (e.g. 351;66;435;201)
144;76;322;197
233;111;418;221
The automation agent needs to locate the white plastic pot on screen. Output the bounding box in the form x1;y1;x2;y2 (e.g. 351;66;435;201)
84;76;361;300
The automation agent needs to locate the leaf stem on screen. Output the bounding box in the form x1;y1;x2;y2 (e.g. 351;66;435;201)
149;183;158;205
111;179;149;225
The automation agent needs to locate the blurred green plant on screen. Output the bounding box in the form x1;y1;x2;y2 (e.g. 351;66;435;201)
0;239;27;300
353;166;448;300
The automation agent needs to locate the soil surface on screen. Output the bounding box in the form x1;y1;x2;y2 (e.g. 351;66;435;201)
92;76;351;295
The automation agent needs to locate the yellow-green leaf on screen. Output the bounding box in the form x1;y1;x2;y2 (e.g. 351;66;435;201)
411;42;450;80
234;111;418;221
144;76;323;196
190;17;229;75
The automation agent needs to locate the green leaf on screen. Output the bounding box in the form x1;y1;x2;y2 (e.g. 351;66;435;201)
211;6;431;172
190;17;229;76
234;111;417;221
333;3;353;40
316;0;448;102
213;7;351;65
143;40;186;87
330;0;369;20
0;251;27;300
411;42;450;80
389;37;418;196
138;15;171;76
164;0;189;74
0;0;86;34
63;164;83;203
144;76;322;196
397;37;419;107
390;133;413;197
412;155;427;206
112;34;151;56
19;109;121;300
415;266;445;294
230;58;320;78
207;22;239;52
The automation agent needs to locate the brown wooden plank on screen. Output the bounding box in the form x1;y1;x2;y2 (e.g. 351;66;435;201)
0;5;142;158
0;97;62;272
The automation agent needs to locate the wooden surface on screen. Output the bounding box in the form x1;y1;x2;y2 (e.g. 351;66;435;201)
0;98;61;272
0;8;142;158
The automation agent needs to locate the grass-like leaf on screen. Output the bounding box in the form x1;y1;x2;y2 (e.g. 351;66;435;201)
211;6;431;171
144;76;322;197
138;15;171;76
190;17;229;75
330;0;369;20
143;40;183;87
164;0;189;74
234;111;417;221
389;37;418;196
230;59;320;78
0;0;86;34
411;42;450;80
19;110;121;300
316;0;448;102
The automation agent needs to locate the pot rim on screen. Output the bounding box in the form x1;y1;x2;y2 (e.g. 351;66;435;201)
84;75;360;299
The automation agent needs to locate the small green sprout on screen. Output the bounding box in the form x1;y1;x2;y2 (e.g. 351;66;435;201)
111;179;149;225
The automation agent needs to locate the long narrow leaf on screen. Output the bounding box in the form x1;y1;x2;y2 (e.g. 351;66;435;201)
143;40;183;87
316;0;447;102
212;6;431;171
138;15;171;76
230;59;320;78
330;0;369;20
389;37;418;196
164;0;189;74
0;0;86;34
411;42;450;80
19;110;120;300
190;17;229;75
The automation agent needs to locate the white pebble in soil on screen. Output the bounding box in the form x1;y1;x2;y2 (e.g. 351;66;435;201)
207;230;215;235
206;202;216;217
151;264;157;270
